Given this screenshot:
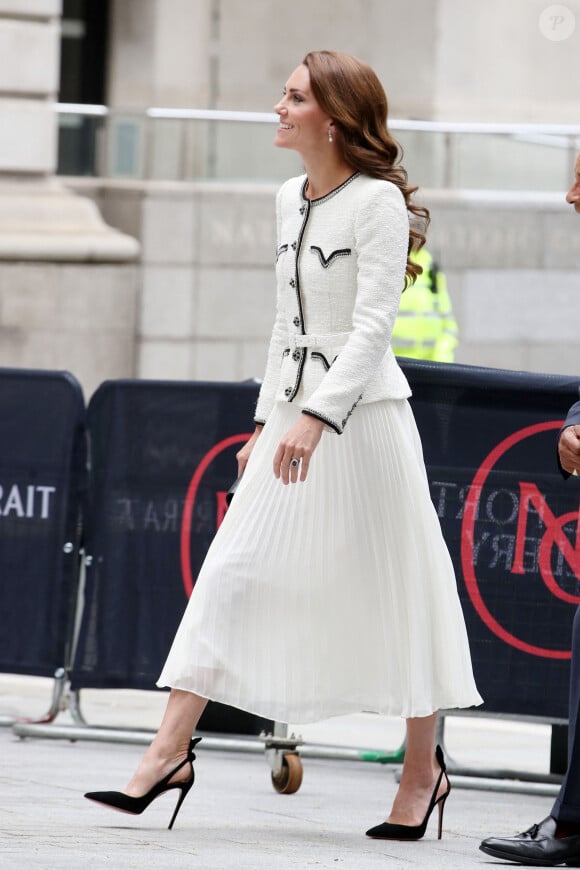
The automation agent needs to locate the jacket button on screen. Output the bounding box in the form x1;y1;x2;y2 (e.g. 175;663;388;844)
292;350;300;361
293;316;300;327
299;205;305;215
289;278;296;287
284;387;292;397
291;241;297;250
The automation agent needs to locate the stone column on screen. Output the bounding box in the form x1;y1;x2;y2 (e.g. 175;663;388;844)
0;0;139;398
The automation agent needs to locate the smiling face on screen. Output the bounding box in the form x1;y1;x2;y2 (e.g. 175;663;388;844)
273;64;333;157
566;153;580;214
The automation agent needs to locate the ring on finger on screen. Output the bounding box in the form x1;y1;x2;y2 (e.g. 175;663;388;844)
290;457;300;468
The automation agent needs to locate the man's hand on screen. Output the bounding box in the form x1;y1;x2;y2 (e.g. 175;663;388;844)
559;424;580;475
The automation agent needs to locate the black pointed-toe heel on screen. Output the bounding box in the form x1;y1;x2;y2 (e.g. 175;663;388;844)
85;736;202;830
366;744;451;841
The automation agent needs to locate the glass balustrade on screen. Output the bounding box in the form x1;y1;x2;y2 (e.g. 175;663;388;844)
56;105;580;191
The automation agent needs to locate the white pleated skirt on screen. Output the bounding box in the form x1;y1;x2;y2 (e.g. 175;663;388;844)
158;399;482;723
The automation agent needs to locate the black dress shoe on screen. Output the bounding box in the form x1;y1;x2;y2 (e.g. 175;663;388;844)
480;816;580;866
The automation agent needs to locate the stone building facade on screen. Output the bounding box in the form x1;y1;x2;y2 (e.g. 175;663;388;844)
0;0;578;398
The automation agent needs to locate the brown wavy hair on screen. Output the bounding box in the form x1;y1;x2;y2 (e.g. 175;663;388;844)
303;50;429;287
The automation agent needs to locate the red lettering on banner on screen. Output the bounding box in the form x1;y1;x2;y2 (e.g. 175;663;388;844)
461;419;577;660
215;491;228;529
180;434;251;597
512;482;580;605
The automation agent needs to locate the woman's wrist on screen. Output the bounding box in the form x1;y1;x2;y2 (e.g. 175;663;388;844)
301;412;325;431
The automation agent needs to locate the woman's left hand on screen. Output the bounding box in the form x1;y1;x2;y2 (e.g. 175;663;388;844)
273;414;325;484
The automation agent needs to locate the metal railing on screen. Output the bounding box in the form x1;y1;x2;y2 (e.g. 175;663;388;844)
55;104;580;190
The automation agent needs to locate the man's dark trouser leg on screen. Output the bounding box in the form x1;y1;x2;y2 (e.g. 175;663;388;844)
552;605;580;823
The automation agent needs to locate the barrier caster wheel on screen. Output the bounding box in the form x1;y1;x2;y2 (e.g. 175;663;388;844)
271;752;303;794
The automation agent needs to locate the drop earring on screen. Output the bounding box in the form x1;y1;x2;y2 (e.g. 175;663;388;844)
328;128;334;143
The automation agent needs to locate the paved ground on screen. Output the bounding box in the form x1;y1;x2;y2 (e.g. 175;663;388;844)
0;675;564;869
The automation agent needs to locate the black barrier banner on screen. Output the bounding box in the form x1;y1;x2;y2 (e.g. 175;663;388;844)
400;359;580;720
72;379;266;732
72;380;260;695
0;369;85;677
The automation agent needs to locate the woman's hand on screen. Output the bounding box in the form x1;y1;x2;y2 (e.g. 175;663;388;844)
273;414;325;484
559;424;580;475
236;425;263;476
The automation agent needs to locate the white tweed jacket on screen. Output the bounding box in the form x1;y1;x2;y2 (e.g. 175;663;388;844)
254;171;412;434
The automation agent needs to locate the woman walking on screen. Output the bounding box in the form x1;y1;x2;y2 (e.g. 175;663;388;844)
86;50;482;841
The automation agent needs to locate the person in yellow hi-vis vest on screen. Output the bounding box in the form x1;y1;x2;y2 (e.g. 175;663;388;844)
391;247;458;362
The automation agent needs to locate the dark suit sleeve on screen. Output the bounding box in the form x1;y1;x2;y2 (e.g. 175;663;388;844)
558;400;580;478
